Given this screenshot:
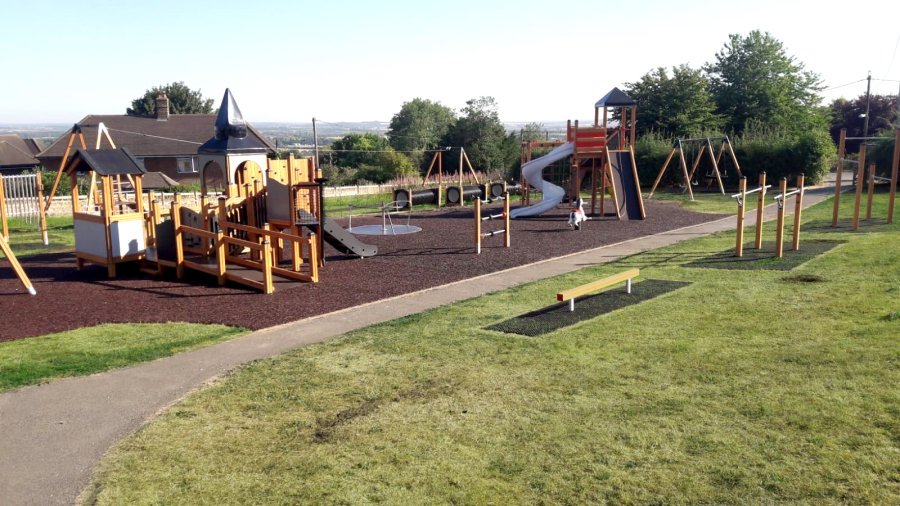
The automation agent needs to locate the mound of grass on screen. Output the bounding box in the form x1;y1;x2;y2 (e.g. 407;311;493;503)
0;323;246;391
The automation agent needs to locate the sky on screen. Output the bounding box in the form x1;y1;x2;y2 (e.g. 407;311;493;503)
2;0;899;125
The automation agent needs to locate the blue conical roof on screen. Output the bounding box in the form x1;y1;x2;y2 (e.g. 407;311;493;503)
595;87;636;107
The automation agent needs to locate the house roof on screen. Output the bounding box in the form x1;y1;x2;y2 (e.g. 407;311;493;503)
38;113;275;161
595;87;636;107
65;148;147;176
141;171;179;189
0;134;42;167
198;88;271;154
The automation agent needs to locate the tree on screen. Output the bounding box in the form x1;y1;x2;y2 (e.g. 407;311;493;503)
442;97;518;173
519;122;546;142
326;133;415;183
625;65;722;138
387;98;456;169
704;31;825;134
127;82;215;116
829;93;898;145
328;133;390;168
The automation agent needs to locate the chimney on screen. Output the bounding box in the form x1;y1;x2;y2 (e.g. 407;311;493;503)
156;93;169;121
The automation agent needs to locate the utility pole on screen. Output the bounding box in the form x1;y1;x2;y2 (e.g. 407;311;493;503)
312;117;320;173
863;71;872;138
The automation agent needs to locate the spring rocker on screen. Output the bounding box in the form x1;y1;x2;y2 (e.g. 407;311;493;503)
474;191;510;254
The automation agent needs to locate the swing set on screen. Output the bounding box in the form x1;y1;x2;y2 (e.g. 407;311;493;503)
648;136;743;200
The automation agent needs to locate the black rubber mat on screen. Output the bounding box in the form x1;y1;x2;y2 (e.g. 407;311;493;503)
486;279;691;337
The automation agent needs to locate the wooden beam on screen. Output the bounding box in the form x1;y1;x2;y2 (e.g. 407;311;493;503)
832;129;846;226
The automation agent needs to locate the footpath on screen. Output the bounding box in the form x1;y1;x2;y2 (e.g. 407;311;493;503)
0;185;840;505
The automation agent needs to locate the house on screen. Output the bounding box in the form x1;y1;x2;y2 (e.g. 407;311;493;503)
37;94;276;184
0;134;44;174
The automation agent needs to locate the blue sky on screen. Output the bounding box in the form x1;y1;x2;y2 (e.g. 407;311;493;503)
2;0;898;124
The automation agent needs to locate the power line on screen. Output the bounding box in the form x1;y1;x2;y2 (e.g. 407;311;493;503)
104;128;203;145
823;78;866;92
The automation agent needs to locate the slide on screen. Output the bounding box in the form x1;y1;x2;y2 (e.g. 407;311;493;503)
607;150;645;220
510;142;574;218
322;217;378;258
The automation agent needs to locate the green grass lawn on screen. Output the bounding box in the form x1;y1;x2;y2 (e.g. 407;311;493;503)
3;216;74;258
0;323;246;392
645;189;740;214
83;194;899;504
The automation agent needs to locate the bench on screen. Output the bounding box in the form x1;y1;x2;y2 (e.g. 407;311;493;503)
556;268;639;312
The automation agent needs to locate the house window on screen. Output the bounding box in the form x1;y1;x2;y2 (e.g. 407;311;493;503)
177;157;198;173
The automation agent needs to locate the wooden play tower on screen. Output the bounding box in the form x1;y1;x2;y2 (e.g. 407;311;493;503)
520;88;645;220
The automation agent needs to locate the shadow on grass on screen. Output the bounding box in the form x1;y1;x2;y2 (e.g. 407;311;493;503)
486;279;691;337
684;239;845;271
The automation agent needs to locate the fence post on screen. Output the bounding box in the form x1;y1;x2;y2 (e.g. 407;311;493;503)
792;174;805;251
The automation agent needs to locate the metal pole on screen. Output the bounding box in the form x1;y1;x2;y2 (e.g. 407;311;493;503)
312;117;320;174
863;71;872;139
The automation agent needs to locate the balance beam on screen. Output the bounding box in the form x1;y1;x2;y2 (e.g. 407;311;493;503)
557;268;639;312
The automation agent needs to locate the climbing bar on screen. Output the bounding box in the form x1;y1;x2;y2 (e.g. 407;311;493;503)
730;184;770;199
474;192;511;254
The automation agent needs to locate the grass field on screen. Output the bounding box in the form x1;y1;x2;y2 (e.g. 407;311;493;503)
83;194;899;504
644;189;739;214
0;323;246;392
3;216;74;257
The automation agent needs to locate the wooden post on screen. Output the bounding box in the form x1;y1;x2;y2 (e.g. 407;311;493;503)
754;172;767;250
853;144;866;230
832;129;846;226
503;192;511;248
865;163;875;221
172;195;184;279
216;197;227;285
306;233;318;282
35;171;49;245
102;176;116;277
437;151;443;207
0;174;7;241
735;177;747;257
649;146;677;197
458;147;464;206
775;178;787;258
678;141;694;201
707;137;725;194
792;174;805;251
262;224;273;294
474;196;481;254
0;235;36;295
887;128;899;224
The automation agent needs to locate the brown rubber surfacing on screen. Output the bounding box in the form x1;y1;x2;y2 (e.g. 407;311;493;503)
485;279;692;337
0;200;722;342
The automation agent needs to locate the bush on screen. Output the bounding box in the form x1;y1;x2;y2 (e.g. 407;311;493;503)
632;126;835;189
734;127;834;184
633;133;674;186
867;131;897;178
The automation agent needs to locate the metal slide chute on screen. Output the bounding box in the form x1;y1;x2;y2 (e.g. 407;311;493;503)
511;142;574;218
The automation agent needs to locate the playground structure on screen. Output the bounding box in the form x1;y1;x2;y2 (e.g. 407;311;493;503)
474;191;510;254
0;175;37;295
514;88;646;220
831;128;899;229
732;173;805;259
346;201;421;235
44;89;379;293
557;268;639;312
648;136;742;200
